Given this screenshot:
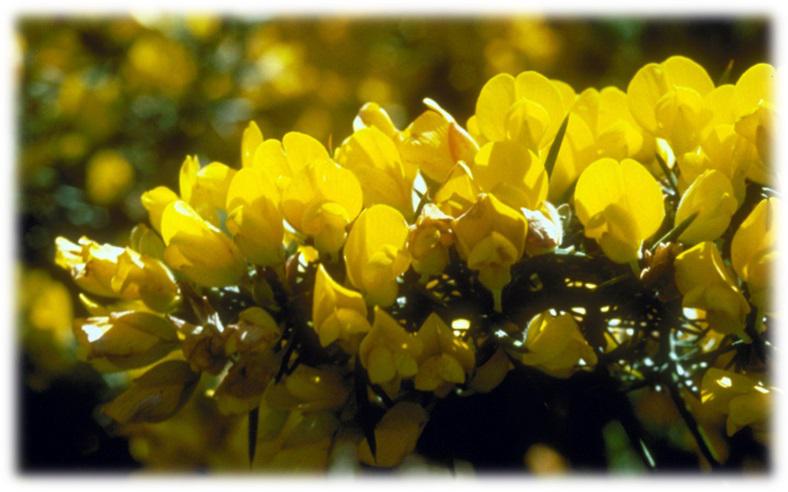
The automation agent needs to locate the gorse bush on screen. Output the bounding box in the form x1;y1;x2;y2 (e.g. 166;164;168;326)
55;55;775;471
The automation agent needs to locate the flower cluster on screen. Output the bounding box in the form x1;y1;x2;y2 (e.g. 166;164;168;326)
56;55;775;471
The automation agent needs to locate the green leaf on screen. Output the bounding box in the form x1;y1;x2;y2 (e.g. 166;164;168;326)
544;114;570;176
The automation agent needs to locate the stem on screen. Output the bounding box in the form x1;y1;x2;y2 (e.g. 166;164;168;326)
667;383;721;470
655;153;679;195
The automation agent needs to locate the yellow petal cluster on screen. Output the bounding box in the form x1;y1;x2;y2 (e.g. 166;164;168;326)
519;311;597;378
414;313;475;394
731;197;778;312
358;307;422;385
312;264;371;351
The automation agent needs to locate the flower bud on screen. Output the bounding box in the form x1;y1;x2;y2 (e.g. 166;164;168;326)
407;203;454;281
312;264;370;351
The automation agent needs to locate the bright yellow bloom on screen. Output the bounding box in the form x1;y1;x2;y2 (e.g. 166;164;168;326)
247;131;331;192
413;313;475;394
407;203;455;281
104;360;199;424
474;71;565;149
731;198;778;312
312;264;371;351
264;364;349;413
675;169;739;244
673;241;750;338
225;166;284;266
733;63;775;184
343;204;410;307
241;120;263;168
677;124;755;204
519;311;598;378
472;140;548;210
335;126;414;218
453;193;528;311
358;307;423;385
573;158;665;263
398;100;479;183
179;156;237;227
433;161;481;217
74;311;178;372
281;158;363;255
353;102;400;139
627;55;714;154
55;236;180;312
700;368;770;439
159;200;246;287
357;401;428;468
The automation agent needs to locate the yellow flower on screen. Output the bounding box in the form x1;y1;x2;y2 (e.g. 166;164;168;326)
281;158;363;255
104;360;199;424
573;158;665;263
413;313;475;394
225;166;284;266
433;161;481;217
73;311;178;372
85;150;135;205
407;203;455;281
731;198;778;312
675;169;739;244
627;55;714;154
398;99;479;183
179;156;237;227
474;71;565;149
335;126;414;218
264;364;349;413
252;404;338;471
519;311;598;379
673;241;750;338
247;131;331;192
214;351;279;415
733;63;775;184
472;140;548;210
700;368;770;439
468;346;513;393
312;264;371;351
358;307;423;385
357;401;428;468
241;120;263;168
353;102;400;139
453;193;528;311
159;200;246;287
677;124;755;204
223;307;282;355
343;204;410;307
21;269;74;346
55;236;180;312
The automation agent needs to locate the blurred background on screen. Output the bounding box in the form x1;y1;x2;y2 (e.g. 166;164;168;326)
16;15;770;472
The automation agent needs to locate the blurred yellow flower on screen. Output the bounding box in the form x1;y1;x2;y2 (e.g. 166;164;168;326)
343;204;410;307
519;311;597;378
85;150;135;205
573;157;664;263
264;364;349;413
357;401;428;468
73;311;178;372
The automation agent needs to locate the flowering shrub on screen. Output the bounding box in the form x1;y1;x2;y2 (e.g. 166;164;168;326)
55;55;775;471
